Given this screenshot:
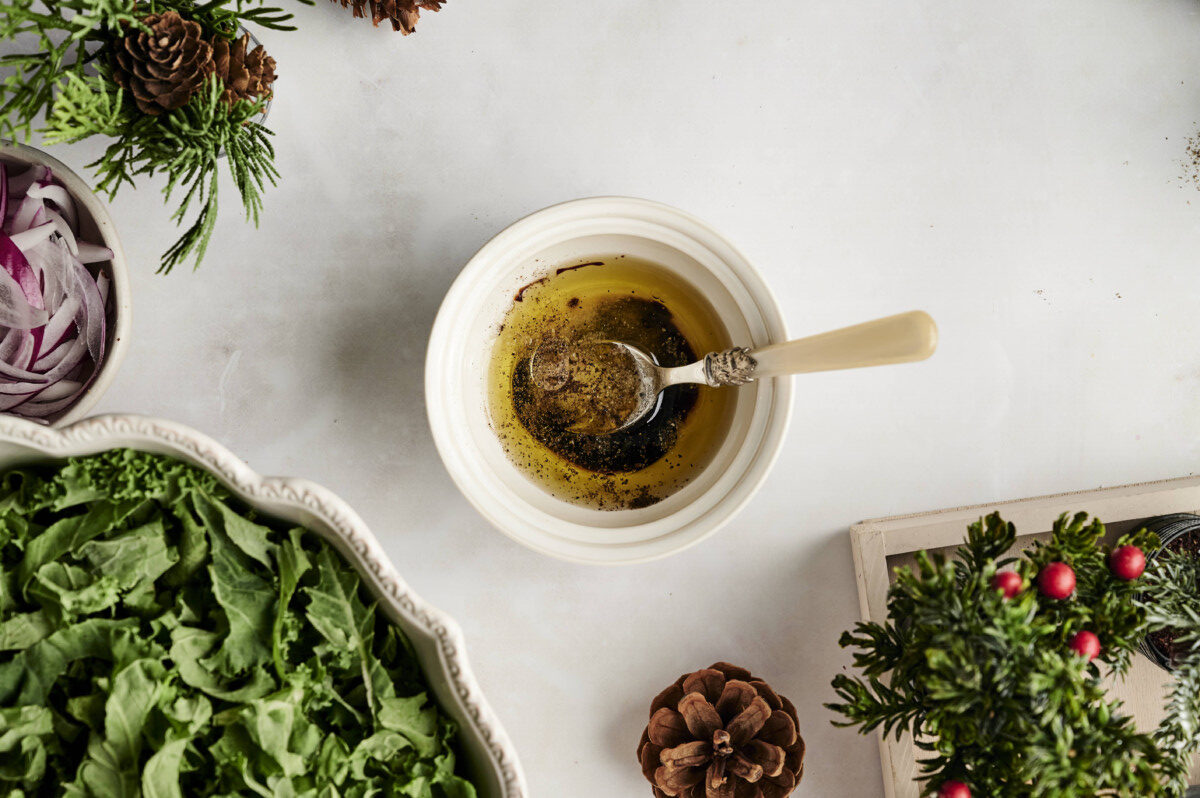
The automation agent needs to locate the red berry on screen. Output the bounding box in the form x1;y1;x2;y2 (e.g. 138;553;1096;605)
1109;546;1146;581
990;571;1023;598
1070;630;1101;661
1037;562;1076;599
938;781;971;798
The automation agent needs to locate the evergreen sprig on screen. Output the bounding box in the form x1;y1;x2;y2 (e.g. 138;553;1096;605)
828;512;1167;797
45;74;278;271
0;0;304;271
1142;550;1200;796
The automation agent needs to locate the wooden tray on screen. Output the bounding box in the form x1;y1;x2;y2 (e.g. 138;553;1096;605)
850;475;1200;798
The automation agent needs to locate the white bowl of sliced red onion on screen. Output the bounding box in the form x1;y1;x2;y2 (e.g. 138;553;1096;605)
0;142;129;425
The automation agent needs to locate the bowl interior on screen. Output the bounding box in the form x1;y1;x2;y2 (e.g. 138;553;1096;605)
0;144;131;426
428;199;791;562
0;426;519;797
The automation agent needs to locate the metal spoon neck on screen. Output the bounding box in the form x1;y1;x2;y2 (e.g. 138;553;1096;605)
657;359;709;390
701;347;758;387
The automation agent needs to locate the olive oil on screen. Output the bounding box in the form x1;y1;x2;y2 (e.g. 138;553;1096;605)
487;256;735;510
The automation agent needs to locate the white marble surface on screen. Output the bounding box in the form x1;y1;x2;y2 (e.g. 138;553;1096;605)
33;0;1200;794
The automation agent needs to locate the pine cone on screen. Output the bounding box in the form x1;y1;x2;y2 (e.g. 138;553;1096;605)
637;663;805;798
111;11;214;116
211;33;277;107
332;0;444;34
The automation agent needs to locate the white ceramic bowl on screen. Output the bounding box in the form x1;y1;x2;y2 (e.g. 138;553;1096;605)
0;414;527;798
0;142;132;426
426;197;791;564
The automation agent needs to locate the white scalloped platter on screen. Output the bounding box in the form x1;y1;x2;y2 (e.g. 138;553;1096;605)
0;413;527;798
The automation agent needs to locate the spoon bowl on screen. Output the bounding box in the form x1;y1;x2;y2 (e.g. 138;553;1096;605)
528;338;664;435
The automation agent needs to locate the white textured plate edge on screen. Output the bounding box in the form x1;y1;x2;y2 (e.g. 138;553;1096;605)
0;413;527;798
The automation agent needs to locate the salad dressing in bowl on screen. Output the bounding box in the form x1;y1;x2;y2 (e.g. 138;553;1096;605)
487;256;735;510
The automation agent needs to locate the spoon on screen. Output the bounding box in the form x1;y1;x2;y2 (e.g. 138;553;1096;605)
529;310;938;435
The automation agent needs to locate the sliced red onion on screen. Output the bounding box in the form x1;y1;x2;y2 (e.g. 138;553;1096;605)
0;266;47;331
43;211;77;254
38;295;82;357
0;236;45;312
8;195;43;236
0;163;111;420
27;183;76;231
76;242;113;265
8;222;55;252
0;354;48;383
6;166;46;198
66;253;105;364
18;392;84;417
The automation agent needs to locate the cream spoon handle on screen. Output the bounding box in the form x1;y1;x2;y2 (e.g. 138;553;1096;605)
747;310;938;379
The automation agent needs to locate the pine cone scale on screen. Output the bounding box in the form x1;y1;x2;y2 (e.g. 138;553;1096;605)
656;764;704;794
662;740;712;768
760;769;795;798
652;684;686;714
726;697;771;747
648;707;690;747
716;680;756;719
757;711;796;747
729;753;763;783
749;680;782;709
679;693;722;739
745;740;785;777
683;669;726;701
707;775;735;798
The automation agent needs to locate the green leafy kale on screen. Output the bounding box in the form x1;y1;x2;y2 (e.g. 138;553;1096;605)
0;449;478;797
828;512;1167;797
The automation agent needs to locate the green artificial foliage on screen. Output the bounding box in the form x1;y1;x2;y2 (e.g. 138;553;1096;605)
0;0;307;272
1141;550;1200;796
828;512;1168;797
